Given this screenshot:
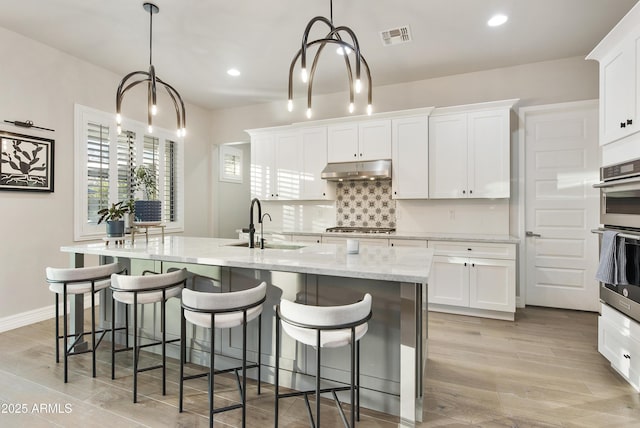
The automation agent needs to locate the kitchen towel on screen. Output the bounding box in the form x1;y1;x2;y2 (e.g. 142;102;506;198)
596;230;619;284
617;236;628;285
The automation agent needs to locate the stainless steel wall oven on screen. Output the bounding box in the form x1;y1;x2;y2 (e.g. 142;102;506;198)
595;158;640;322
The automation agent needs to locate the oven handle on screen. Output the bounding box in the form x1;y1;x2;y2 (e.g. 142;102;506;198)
592;228;640;240
594;175;640;188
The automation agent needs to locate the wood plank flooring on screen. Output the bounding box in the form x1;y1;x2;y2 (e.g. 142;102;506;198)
0;306;638;427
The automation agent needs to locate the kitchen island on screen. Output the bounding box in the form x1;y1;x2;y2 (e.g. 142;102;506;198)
60;236;433;426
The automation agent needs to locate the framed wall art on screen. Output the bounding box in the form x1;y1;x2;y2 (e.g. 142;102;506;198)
0;130;54;192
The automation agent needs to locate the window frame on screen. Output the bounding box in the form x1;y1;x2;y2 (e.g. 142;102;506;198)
219;144;243;184
74;104;184;241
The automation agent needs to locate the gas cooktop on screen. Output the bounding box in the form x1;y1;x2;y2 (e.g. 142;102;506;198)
325;227;396;234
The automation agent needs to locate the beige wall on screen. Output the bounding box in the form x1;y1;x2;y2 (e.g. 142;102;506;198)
0;21;599;324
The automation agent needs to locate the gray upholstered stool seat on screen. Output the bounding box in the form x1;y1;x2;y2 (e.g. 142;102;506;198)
45;262;125;383
179;280;267;428
275;293;372;428
110;268;187;403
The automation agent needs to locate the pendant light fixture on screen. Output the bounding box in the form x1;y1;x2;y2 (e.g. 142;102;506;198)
287;0;372;119
116;2;186;137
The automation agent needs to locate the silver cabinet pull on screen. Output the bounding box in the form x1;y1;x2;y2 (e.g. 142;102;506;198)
526;231;541;238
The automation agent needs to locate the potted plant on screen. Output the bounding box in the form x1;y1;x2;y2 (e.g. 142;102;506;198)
97;201;130;237
132;165;161;222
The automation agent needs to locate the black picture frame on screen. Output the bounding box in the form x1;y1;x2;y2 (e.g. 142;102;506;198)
0;130;54;192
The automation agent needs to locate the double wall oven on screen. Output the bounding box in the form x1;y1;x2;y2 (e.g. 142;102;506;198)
595;158;640;322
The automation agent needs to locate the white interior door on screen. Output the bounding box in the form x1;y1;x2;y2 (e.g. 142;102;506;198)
524;101;600;311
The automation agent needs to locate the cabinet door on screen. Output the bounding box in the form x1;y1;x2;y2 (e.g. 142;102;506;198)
428;255;469;307
428;114;468;198
600;43;636;145
328;123;358;162
250;133;276;199
392;116;429;199
467;109;510;198
300;126;333;200
389;239;428;247
469;258;515;312
275;131;302;200
359;119;391;160
291;234;322;244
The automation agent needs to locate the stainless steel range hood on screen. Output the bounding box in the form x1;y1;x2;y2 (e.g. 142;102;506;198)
321;159;392;181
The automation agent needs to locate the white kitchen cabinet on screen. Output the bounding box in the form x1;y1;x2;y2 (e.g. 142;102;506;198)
300;126;334;200
250;132;277;200
321;236;389;247
599;303;640;391
588;21;640;146
391;116;429;199
429;101;513;199
327;119;391;162
427;240;516;319
389;238;428;247
250;129;302;200
289;234;322;244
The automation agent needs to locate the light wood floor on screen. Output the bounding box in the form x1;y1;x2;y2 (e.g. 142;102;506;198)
0;306;639;427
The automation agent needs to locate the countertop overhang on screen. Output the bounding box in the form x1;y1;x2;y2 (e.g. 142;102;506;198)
61;236;433;284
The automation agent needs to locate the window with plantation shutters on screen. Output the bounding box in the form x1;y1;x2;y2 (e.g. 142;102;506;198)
74;104;184;240
86;123;110;224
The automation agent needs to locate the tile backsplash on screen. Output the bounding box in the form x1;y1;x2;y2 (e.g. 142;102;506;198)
336;180;396;227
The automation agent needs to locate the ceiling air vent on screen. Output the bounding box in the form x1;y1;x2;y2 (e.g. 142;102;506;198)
380;26;412;46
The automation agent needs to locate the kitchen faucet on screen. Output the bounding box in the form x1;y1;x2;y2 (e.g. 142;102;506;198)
246;198;262;248
260;213;272;249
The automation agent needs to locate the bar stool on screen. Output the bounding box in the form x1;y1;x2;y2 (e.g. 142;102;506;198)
110;268;187;403
45;262;125;383
179;280;267;428
275;294;372;428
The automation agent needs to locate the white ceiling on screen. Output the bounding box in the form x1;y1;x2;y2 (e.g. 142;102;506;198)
0;0;637;110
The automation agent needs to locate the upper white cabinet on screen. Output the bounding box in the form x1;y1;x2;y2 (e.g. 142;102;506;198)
428;100;514;199
328;119;391;162
391;116;429;199
587;7;640;146
300;126;334;200
250;129;301;200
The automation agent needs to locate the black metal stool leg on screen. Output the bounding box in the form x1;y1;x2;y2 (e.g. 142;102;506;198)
133;296;138;403
316;331;321;428
91;287;96;378
179;307;185;413
351;328;356;428
274;313;280;428
209;316;215;428
111;293;116;380
54;293;59;364
242;312;247;428
63;286;68;384
257;313;262;395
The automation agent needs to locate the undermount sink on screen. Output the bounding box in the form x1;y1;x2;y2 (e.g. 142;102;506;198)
224;241;307;250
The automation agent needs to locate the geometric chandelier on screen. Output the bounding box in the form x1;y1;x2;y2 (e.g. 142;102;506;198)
288;0;372;119
116;2;186;137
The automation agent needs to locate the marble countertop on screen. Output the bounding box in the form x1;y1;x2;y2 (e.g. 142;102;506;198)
276;230;519;244
61;236;433;283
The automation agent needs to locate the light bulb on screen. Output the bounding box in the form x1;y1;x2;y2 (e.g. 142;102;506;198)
336;46;352;55
349;102;355;113
151;104;157;116
301;68;308;83
367;104;373;115
306;108;312;119
287;99;293;112
116;113;121;124
148;125;153;133
355;79;362;94
117;125;122;135
181;128;187;137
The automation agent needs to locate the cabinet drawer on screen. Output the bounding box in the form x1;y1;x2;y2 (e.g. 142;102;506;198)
599;314;640;390
389;239;428;247
428;241;515;259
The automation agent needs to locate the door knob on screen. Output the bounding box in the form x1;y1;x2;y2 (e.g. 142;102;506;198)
526;231;541;238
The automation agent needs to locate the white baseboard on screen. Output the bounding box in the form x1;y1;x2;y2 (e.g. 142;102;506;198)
516;295;525;308
0;294;98;334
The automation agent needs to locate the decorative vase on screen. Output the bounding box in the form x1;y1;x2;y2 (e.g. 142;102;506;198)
106;220;125;237
134;200;162;222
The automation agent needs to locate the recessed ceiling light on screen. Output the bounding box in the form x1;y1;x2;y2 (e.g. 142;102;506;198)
488;14;508;27
227;68;241;77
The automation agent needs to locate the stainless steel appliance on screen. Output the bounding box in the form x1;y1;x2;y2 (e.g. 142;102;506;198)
325;226;396;234
595;227;640;323
321;160;392;181
595;158;640;229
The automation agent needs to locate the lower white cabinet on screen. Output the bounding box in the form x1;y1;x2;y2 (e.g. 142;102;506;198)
321;236;389;247
289;234;322;244
389;239;428;247
599;304;640;391
427;240;516;320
